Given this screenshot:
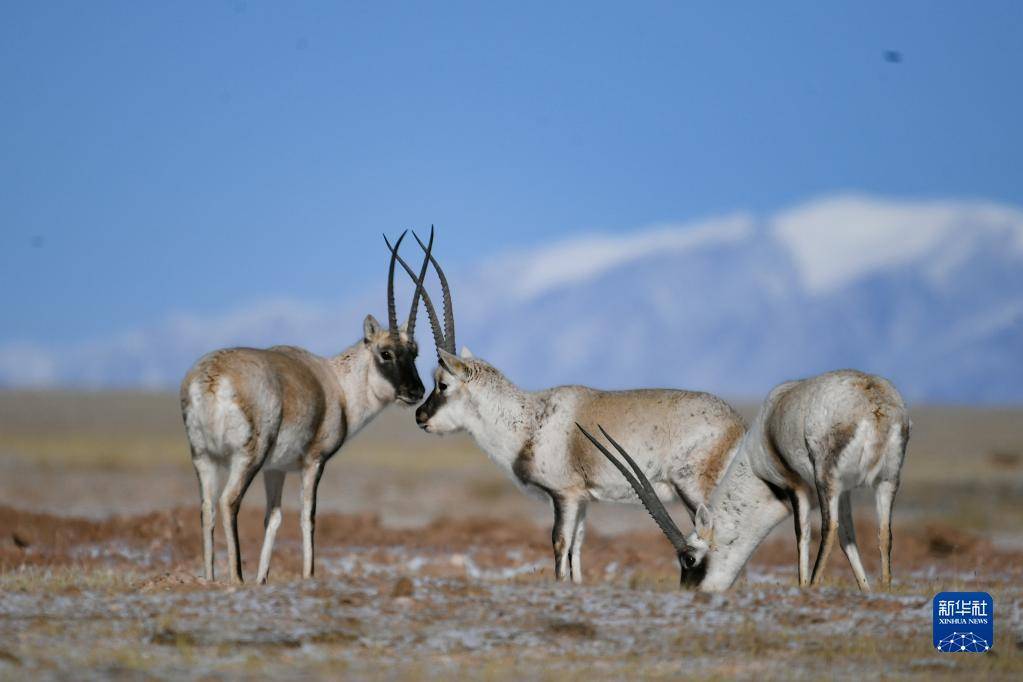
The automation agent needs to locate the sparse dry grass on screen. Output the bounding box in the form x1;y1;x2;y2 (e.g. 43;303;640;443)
0;433;187;469
0;390;480;470
5;392;1020;475
0;565;139;592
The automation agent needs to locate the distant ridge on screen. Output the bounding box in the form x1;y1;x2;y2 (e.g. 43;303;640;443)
3;194;1022;403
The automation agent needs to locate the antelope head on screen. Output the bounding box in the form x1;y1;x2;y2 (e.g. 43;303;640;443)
576;424;714;586
367;230;433;406
417;346;497;435
382;227;489;434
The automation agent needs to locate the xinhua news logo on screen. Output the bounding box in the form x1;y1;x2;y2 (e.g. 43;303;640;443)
933;592;994;653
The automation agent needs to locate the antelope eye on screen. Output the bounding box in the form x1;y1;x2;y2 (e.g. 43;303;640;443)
380;350;393;361
684;554;696;568
438;382;448;392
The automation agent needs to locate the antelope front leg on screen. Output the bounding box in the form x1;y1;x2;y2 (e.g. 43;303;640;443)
569;501;588;584
299;460;325;579
550;495;581;582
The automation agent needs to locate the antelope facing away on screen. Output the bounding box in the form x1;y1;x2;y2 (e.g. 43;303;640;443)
386;233;746;584
180;231;433;583
580;369;910;591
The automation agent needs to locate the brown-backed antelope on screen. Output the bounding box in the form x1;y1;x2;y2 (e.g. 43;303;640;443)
581;369;910;591
180;230;433;584
386;233;746;584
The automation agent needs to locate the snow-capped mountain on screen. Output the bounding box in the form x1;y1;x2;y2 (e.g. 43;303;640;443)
3;194;1022;403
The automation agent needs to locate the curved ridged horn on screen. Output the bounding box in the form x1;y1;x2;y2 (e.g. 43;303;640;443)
413;227;455;353
383;234;446;359
386;230;408;338
406;225;434;339
575;423;690;555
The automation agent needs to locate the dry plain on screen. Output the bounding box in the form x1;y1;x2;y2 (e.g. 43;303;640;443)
0;390;1021;679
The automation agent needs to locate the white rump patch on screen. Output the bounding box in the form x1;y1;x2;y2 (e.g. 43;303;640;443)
186;377;250;458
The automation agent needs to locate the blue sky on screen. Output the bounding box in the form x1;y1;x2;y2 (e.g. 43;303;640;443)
2;1;1022;345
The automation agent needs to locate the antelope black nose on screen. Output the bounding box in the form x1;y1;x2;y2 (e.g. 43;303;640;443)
415;408;428;425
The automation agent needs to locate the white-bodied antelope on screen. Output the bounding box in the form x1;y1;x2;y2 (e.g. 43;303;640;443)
580;369;910;591
386;233;746;584
180;230;435;584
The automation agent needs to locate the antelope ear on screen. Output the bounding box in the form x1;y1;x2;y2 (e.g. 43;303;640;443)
363;314;382;341
695;504;714;541
460;346;474;359
438;348;471;381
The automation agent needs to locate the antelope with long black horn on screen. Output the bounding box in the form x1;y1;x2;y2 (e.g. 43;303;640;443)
580;369;910;592
180;229;434;584
387;231;746;584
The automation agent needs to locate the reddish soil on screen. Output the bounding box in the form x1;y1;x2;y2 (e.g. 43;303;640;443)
3;505;1018;586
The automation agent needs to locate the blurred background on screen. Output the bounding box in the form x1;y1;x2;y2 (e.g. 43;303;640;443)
2;1;1021;403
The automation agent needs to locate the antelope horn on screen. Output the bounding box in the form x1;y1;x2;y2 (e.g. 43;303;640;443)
598;425;664;508
383;234;446;359
575;423;690;555
413;227;455;353
386;230;408;338
406;225;435;339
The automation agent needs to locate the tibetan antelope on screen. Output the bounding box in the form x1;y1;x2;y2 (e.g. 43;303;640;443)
385;233;746;584
180;230;434;583
580;369;910;591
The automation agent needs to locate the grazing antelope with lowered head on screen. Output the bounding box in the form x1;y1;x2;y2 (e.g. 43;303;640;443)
180;230;434;583
580;369;910;591
386;233;746;584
